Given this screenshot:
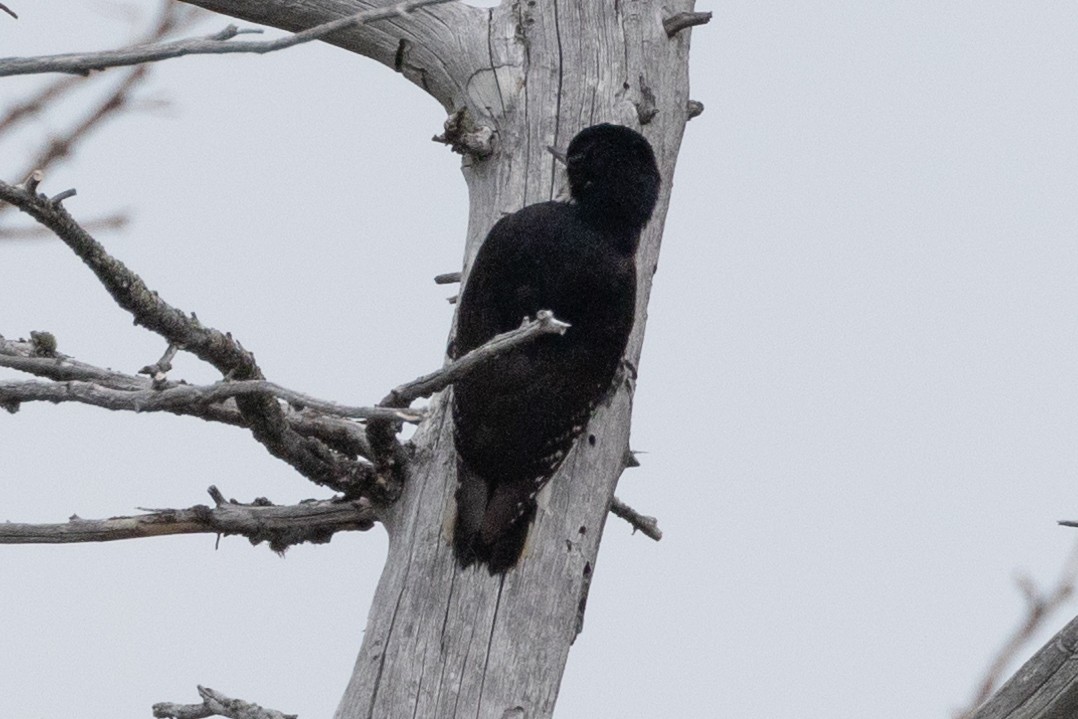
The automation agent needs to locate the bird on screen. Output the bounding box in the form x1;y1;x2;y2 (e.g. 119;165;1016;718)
451;123;661;573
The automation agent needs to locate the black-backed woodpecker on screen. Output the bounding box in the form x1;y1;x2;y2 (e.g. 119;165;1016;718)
452;123;661;573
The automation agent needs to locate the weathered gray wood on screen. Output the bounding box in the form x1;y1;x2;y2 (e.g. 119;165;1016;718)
176;1;697;717
968;614;1078;719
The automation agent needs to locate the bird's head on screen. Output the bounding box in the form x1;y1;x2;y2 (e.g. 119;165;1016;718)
549;123;661;234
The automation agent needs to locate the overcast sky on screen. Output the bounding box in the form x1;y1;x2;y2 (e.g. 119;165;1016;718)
3;2;1078;718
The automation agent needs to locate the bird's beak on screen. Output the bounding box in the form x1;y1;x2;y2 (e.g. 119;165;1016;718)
546;145;568;165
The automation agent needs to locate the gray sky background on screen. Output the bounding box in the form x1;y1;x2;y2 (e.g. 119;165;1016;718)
3;2;1078;717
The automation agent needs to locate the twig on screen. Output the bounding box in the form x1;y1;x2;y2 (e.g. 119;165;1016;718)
434;271;461;284
198;380;422;422
953;537;1078;718
140;342;181;383
0;0;458;77
609;496;662;541
381;310;570;408
153;685;296;719
0;487;375;552
0;3;16;20
49;187;77;204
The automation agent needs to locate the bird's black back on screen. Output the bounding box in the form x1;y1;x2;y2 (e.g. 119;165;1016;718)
452;123;660;572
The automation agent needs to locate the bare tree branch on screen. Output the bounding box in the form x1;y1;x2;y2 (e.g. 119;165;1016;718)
0;487;375;551
0;376;419;420
0;312;579;486
0;0;457;77
609;496;662;541
0;178;388;498
0;313;579;450
153;685;296;719
383;311;569;408
0;333;376;458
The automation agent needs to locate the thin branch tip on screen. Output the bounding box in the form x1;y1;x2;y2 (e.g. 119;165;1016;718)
49;188;76;204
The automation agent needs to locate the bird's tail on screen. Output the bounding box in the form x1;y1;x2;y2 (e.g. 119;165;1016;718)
453;459;536;573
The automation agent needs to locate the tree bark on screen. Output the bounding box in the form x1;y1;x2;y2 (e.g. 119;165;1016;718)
180;1;698;716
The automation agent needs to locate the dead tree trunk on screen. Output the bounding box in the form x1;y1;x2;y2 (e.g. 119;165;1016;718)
180;1;700;716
